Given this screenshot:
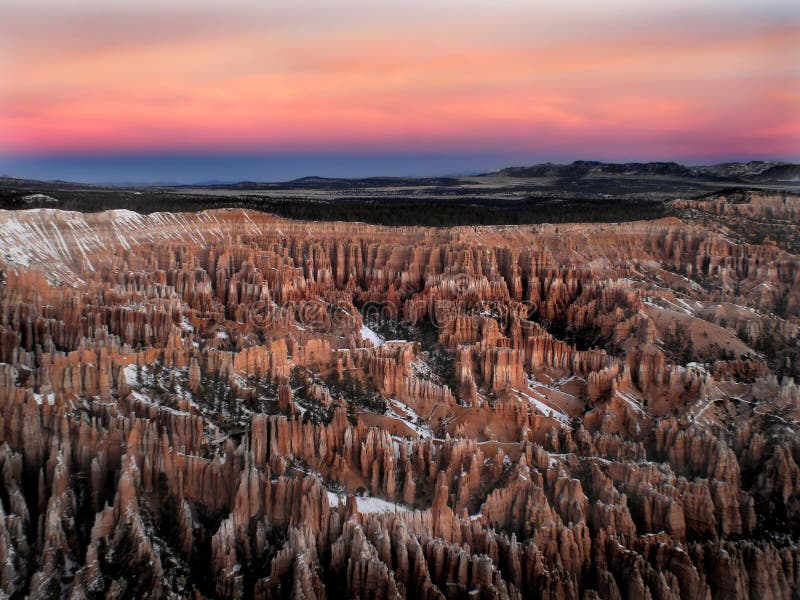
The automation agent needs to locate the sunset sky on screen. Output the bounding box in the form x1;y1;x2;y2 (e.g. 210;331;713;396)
1;0;799;182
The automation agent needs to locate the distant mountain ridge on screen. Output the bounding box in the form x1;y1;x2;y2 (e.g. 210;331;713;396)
2;160;799;190
496;160;800;183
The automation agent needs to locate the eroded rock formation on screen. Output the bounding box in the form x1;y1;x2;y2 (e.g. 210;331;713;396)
0;197;798;598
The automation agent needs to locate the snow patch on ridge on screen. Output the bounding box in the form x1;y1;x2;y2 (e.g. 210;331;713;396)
388;398;433;438
327;491;410;513
361;325;384;347
22;194;58;204
515;385;570;425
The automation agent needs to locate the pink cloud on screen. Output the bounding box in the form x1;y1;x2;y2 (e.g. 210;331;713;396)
1;1;798;159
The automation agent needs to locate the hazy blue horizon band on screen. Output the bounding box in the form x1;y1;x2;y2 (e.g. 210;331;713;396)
0;153;519;185
1;152;798;186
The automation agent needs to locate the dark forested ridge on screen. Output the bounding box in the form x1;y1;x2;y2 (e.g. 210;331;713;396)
0;182;669;226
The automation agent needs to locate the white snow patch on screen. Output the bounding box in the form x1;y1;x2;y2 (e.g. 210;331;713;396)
615;390;646;416
388;399;433;438
33;392;55;406
357;497;410;513
361;325;384;347
327;491;410;513
124;364;139;386
515;387;570;424
22;194;58;204
676;298;698;315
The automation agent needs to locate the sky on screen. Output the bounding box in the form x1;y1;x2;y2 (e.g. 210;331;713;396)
1;0;799;183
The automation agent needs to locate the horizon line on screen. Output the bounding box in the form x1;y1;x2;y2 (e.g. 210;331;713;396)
1;153;799;186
